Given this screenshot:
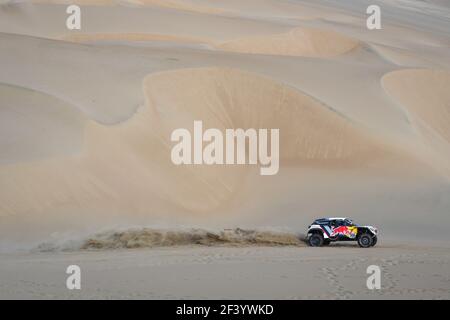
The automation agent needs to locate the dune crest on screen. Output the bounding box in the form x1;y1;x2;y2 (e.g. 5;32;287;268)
218;27;359;58
32;0;226;14
63;33;208;45
143;67;394;166
0;84;86;164
382;69;450;174
371;45;438;68
137;0;225;14
63;27;358;59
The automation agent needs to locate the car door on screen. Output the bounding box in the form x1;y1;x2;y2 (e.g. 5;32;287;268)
328;219;343;239
334;219;348;240
343;219;358;239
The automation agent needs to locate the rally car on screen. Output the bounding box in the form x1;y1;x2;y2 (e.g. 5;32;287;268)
306;217;378;248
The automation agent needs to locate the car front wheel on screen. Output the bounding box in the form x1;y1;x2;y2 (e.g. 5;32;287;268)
357;233;373;248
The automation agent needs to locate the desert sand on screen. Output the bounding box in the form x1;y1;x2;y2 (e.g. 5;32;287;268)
2;244;450;300
0;0;450;299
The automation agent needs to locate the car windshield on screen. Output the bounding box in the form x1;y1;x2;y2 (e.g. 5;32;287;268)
313;219;328;225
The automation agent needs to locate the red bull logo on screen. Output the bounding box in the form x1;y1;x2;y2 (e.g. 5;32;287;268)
331;226;357;238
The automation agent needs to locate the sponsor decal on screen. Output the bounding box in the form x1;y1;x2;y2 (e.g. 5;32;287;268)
331;226;358;239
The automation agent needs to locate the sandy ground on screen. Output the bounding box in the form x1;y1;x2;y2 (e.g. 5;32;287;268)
1;0;450;299
1;243;450;299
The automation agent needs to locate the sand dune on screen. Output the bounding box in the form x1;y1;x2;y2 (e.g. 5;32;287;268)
370;44;439;68
32;0;226;14
0;33;146;125
35;0;227;14
0;84;85;164
382;69;450;174
148;0;334;19
64;26;358;59
0;3;290;41
136;67;406;210
218;27;359;58
143;67;393;165
379;0;450;19
138;0;225;14
382;70;450;144
64;32;207;45
0;67;406;229
30;0;337;19
0;2;448;233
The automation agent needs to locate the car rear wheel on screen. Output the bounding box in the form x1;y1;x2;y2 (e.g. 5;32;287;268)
358;233;373;248
308;233;324;247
